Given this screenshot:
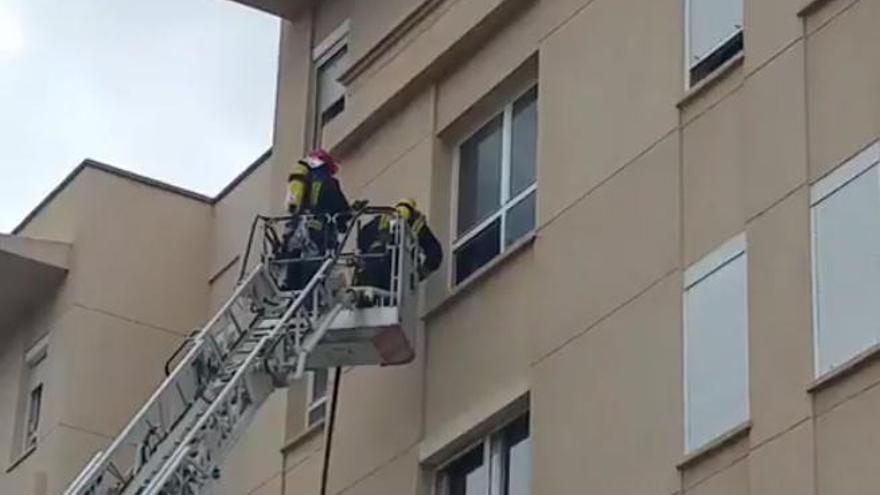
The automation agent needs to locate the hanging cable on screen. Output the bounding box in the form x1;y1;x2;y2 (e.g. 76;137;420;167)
319;367;342;495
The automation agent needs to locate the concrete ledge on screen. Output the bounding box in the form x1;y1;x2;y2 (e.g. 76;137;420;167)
424;233;535;320
281;421;324;454
5;445;36;473
0;235;71;327
677;53;744;110
419;384;528;465
326;0;535;155
677;421;751;471
809;342;880;394
798;0;835;16
340;0;445;86
0;234;70;270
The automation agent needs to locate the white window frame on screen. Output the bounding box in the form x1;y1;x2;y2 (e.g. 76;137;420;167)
434;414;530;495
312;20;350;146
810;141;880;377
683;233;750;453
22;335;49;452
305;369;330;428
24;385;43;451
450;86;538;287
684;0;744;88
312;20;350;65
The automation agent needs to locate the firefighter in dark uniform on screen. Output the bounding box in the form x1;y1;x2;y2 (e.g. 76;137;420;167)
356;198;442;296
282;149;350;290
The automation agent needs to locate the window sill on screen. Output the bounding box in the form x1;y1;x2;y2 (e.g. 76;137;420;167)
424;233;536;319
677;52;744;110
677;421;751;471
6;445;36;473
798;0;834;16
339;0;443;86
808;342;880;394
280;421;324;454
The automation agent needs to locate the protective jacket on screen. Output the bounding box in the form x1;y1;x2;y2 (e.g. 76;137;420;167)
358;208;442;281
286;163;349;218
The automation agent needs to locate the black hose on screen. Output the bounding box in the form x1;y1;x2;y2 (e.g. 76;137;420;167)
320;367;342;495
317;204;393;495
237;215;265;283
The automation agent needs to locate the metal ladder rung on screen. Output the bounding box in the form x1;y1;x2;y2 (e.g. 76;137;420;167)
253;317;285;330
233;347;259;359
244;333;270;343
66;215;419;495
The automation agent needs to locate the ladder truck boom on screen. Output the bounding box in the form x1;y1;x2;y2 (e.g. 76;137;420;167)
63;208;420;495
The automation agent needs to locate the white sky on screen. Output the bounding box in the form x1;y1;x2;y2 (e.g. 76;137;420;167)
0;0;280;233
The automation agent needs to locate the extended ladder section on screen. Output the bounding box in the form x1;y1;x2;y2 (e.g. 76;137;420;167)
64;209;420;495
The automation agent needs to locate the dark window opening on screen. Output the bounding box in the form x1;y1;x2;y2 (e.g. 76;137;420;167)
458;115;504;236
446;444;487;495
505;192;536;247
25;384;43;449
454;219;501;284
321;97;346;127
690;31;743;86
502;415;531;495
308;401;326;427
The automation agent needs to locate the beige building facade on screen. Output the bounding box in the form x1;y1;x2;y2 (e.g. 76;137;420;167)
3;0;880;493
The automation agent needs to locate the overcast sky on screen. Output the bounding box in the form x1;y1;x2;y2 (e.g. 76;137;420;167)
0;0;280;233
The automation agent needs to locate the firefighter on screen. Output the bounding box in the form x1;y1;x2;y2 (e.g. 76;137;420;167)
281;149;351;290
356;198;442;297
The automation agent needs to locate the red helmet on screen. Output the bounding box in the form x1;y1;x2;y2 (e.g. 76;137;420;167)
302;148;340;175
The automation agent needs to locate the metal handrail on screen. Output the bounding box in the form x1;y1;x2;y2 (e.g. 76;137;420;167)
142;258;336;495
236;206;399;284
260;206;402;361
164;329;200;376
67;205;415;495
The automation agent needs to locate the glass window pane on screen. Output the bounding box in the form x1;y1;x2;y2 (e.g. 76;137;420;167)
505;191;536;247
321;98;346;128
689;0;743;64
446;444;487;495
510;87;538;198
689;31;743;86
504;416;531;495
458;115;503;236
317;46;348;122
27;385;42;432
25;384;43;449
814;166;880;374
311;369;328;402
685;252;749;452
308;401;326;427
455;220;501;284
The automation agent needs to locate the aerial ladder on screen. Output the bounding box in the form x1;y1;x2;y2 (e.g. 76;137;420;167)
63;208;420;495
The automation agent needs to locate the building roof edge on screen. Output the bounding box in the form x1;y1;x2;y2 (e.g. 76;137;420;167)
12;149;273;235
214;148;273;203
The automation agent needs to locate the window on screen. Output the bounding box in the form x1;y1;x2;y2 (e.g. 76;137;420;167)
314;23;349;138
811;141;880;376
306;369;329;428
20;336;48;453
686;0;743;87
437;415;531;495
453;86;538;285
684;234;749;453
316;46;348;128
25;385;43;451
